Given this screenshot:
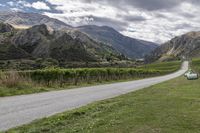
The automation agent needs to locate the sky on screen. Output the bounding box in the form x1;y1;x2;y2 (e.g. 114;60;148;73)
0;0;200;43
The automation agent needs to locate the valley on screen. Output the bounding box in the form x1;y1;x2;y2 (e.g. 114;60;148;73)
0;8;199;133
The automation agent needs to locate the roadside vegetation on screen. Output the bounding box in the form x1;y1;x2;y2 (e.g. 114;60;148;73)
0;61;181;97
7;64;200;133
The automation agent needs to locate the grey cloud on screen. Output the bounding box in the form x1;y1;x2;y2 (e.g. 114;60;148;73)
179;12;196;19
118;15;147;22
112;0;182;11
83;0;182;11
57;15;128;31
84;0;200;11
89;16;128;31
155;13;168;19
174;23;194;30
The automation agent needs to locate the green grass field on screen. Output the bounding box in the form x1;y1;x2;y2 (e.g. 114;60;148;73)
138;61;181;71
5;60;200;133
0;61;181;97
192;58;200;72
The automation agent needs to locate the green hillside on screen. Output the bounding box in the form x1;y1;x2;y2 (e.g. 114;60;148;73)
192;58;200;72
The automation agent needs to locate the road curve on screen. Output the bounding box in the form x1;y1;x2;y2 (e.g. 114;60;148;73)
0;61;188;131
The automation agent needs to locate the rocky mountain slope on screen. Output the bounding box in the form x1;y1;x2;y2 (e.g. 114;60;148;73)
0;11;158;59
77;25;158;59
0;23;123;62
0;11;72;30
146;31;200;62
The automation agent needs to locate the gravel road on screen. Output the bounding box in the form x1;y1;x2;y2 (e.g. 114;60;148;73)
0;61;188;131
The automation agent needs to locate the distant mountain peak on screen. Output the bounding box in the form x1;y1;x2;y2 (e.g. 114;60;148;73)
0;11;72;30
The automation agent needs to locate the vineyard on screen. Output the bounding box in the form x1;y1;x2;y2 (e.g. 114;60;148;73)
23;68;163;86
0;61;181;96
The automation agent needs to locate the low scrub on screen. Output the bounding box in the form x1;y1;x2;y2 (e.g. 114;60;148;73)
0;61;181;96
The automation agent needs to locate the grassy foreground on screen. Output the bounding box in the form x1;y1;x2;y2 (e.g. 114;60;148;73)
6;76;200;133
0;61;181;97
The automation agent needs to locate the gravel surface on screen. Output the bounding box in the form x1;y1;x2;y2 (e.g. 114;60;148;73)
0;61;188;131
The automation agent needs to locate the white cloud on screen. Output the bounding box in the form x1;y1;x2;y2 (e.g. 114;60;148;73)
6;1;50;10
44;0;123;28
17;0;32;8
45;0;127;28
31;1;50;10
7;1;14;6
10;8;23;12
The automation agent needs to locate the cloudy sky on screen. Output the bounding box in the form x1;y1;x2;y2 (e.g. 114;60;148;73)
0;0;200;43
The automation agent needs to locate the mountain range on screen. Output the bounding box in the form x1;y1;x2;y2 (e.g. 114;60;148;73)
0;11;158;59
77;25;157;58
0;23;124;63
1;11;199;65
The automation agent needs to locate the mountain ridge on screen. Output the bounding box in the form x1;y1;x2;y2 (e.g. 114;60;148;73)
0;11;158;59
77;25;158;58
0;23;125;63
0;11;72;30
146;31;200;62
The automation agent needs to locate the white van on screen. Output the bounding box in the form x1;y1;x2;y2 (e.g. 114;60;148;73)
187;72;199;80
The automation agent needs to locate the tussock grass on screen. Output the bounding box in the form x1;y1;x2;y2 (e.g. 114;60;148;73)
0;71;47;97
0;71;26;88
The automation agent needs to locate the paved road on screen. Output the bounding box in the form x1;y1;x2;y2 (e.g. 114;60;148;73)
0;61;188;131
